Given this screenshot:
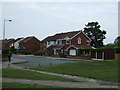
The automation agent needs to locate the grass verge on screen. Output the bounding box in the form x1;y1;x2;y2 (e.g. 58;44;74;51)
2;83;64;88
2;68;76;82
30;59;118;82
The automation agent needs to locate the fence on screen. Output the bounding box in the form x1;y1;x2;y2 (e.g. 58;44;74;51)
78;48;116;60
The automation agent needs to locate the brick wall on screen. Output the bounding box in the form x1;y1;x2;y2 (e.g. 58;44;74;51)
22;37;40;53
71;32;91;47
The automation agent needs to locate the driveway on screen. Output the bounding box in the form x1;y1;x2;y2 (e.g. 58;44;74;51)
3;54;81;68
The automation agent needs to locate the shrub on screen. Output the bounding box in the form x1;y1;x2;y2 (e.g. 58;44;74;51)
2;48;13;54
33;51;45;56
81;54;91;57
114;47;120;53
16;51;31;55
2;48;14;57
79;47;94;51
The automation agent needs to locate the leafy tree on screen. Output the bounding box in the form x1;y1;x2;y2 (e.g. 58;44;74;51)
105;43;115;48
114;36;120;47
84;22;106;48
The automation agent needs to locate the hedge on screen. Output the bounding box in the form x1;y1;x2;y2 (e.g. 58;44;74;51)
79;47;115;52
2;48;14;54
33;51;45;56
114;47;120;53
15;51;31;55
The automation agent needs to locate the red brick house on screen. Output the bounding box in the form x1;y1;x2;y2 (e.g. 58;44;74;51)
2;39;15;49
18;36;41;53
41;30;91;56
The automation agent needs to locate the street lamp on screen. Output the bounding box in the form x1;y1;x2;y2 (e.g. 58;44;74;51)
3;19;12;40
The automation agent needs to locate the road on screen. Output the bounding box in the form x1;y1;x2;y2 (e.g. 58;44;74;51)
7;54;79;68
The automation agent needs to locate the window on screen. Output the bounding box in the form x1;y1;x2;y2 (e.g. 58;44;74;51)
66;38;70;44
66;40;70;44
48;41;50;45
64;50;68;55
87;40;90;45
57;41;59;44
54;41;56;44
78;37;81;44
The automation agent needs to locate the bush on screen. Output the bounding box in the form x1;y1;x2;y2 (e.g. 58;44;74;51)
2;48;14;57
79;47;92;50
114;47;120;53
33;51;45;56
16;51;31;55
2;48;14;55
81;54;91;57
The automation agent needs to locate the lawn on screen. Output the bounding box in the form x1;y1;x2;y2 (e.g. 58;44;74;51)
2;83;64;88
30;59;118;82
2;68;76;82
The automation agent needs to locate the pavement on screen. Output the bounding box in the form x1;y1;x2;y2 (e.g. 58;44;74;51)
2;58;28;68
2;77;118;88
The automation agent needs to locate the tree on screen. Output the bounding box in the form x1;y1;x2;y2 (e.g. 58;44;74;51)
114;36;120;47
83;22;106;48
105;43;115;48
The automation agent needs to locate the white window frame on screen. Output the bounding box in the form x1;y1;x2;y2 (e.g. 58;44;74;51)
87;40;90;45
66;39;70;44
77;37;81;44
48;41;50;45
54;41;56;44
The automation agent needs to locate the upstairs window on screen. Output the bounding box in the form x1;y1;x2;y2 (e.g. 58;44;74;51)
77;37;81;44
48;41;50;45
66;39;70;44
87;40;90;45
57;41;59;44
54;41;56;44
65;36;70;44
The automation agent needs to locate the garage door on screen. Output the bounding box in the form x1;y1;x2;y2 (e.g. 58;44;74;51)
70;49;76;56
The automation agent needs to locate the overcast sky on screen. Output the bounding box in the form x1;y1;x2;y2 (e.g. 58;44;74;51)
1;1;118;44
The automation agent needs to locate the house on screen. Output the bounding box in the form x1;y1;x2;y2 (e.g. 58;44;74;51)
41;30;91;56
18;36;41;53
2;39;15;49
14;37;24;50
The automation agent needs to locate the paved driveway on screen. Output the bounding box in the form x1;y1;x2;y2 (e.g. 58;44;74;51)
7;54;80;68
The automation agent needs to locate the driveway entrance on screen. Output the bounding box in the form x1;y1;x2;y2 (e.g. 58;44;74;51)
9;54;76;68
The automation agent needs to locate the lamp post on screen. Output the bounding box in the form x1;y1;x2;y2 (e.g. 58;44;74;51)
3;19;12;40
3;19;12;49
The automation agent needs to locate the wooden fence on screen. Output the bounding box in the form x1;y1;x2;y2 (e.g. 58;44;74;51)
78;48;116;60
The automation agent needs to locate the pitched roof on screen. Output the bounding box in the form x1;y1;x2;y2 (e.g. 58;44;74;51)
19;36;35;43
5;39;15;44
42;30;81;42
47;44;64;50
15;38;23;42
